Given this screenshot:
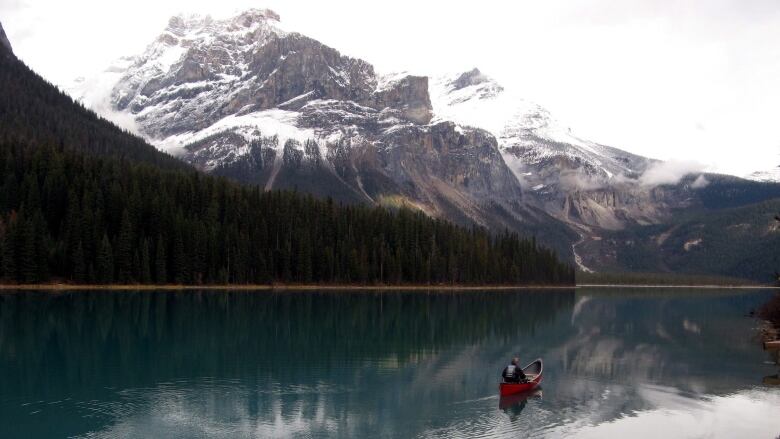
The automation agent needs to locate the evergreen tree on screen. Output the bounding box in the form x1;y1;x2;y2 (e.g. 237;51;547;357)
116;210;134;282
155;235;167;284
72;241;86;283
96;234;114;283
0;215;16;281
19;214;38;283
140;239;152;284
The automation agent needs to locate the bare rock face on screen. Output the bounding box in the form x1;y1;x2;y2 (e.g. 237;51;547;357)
0;22;13;56
243;33;377;111
95;10;439;141
450;68;494;91
372;75;432;124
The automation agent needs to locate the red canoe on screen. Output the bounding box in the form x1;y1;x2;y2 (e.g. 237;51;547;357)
499;358;543;396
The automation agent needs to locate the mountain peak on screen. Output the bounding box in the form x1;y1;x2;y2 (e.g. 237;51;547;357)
166;13;210;34
0;21;13;55
164;9;281;36
449;68;491;90
234;8;281;26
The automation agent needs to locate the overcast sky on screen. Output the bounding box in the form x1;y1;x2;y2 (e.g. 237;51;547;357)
2;0;779;176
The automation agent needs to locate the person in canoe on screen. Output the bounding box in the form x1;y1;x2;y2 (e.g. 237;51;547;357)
502;357;528;383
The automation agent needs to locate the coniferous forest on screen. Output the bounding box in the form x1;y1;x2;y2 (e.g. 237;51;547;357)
0;45;574;286
0;142;573;285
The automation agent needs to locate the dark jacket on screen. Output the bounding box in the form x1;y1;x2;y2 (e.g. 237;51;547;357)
502;364;527;383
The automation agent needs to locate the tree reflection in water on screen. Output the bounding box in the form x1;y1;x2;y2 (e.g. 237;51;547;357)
1;288;778;438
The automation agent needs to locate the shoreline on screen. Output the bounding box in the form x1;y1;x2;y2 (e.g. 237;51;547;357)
0;283;577;291
0;283;775;291
577;284;778;289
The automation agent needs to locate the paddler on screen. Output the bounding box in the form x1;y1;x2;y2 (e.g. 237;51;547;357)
502;357;527;383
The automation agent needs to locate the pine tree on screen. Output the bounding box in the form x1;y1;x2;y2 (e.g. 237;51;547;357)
19;214;38;283
140;239;151;283
116;210;134;282
0;216;16;281
155;235;167;284
96;234;114;283
172;231;186;284
72;241;86;282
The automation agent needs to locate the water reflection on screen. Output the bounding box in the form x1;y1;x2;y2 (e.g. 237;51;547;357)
498;388;541;413
0;288;778;438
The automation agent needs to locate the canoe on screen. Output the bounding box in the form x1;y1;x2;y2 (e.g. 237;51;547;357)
499;358;543;396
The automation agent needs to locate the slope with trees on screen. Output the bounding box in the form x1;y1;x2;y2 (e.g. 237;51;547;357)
0;33;573;286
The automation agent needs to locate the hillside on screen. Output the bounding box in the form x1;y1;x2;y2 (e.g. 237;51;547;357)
0;29;573;286
578;198;780;282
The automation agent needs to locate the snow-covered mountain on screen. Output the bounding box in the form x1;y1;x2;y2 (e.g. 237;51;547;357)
70;9;581;255
69;8;780;270
431;68;653;184
429;69;719;233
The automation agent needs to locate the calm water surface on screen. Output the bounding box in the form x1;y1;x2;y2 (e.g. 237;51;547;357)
0;288;778;438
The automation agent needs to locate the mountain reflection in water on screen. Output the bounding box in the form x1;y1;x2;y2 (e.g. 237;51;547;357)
0;288;778;438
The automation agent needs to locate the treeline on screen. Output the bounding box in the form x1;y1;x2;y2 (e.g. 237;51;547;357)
0;142;574;285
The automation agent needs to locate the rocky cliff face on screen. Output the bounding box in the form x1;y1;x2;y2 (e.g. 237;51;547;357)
97;10;432;141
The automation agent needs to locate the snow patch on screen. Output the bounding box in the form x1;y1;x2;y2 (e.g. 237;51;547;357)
155;109;314;155
683;238;702;251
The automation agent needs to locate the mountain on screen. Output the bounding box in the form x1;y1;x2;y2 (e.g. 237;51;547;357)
70;9;577;257
69;9;780;279
0;22;574;286
429;69;773;231
429;69;780;276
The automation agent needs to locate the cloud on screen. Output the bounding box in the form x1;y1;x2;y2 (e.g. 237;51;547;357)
638;160;705;187
68;70;141;135
691;174;709;189
558;170;607;191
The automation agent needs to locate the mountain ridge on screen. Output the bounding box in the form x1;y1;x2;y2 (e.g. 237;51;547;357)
67;9;780;278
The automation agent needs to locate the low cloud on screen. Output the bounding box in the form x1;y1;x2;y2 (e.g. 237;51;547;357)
558;170;607;191
69;72;141;135
691;174;709;189
638;160;705;187
99;108;141;135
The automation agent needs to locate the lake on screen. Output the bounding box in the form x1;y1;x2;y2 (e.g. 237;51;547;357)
0;288;778;438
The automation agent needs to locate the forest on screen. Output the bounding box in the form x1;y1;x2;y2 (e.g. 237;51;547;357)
0;143;574;285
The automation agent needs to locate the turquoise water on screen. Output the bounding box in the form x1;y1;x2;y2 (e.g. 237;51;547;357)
0;288;778;438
